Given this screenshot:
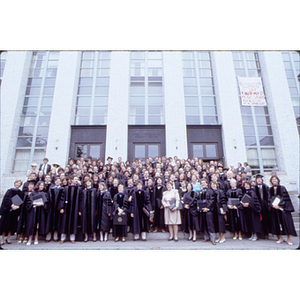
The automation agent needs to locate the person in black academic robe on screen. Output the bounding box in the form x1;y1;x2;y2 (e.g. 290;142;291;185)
45;177;65;242
237;181;263;241
81;179;97;242
153;177;166;233
129;180;151;241
124;178;136;233
17;181;36;244
254;175;271;239
25;181;50;245
182;183;199;242
112;184;130;242
226;179;243;240
211;181;228;243
59;176;82;244
269;175;297;246
97;182;112;242
22;173;37;193
198;178;216;245
144;178;155;226
0;180;24;245
178;180;188;232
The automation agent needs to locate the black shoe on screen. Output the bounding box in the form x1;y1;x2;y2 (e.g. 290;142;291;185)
174;239;178;242
168;237;174;241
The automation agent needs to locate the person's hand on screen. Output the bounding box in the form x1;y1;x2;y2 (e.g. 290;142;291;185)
233;205;237;210
60;209;64;214
273;205;280;210
78;211;81;216
108;213;111;216
118;209;123;215
222;211;226;215
173;207;177;211
202;207;208;213
242;202;249;208
11;204;20;210
128;196;132;202
184;204;189;209
130;213;134;218
160;206;164;209
227;204;233;209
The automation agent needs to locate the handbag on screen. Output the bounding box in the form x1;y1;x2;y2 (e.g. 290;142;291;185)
113;213;127;225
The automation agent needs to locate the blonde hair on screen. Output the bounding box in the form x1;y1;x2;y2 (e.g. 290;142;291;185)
14;179;23;185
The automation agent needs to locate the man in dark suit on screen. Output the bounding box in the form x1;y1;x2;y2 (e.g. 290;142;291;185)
39;158;51;175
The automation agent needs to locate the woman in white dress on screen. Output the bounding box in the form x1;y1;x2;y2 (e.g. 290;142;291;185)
162;181;181;241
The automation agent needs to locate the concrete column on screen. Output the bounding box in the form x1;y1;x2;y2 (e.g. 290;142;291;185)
1;51;31;186
46;51;81;168
211;51;247;167
105;51;130;162
163;51;188;159
259;51;299;192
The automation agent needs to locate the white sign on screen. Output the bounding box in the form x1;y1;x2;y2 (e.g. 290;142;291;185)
238;77;267;106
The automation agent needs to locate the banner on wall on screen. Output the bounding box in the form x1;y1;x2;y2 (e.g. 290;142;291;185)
238;77;267;106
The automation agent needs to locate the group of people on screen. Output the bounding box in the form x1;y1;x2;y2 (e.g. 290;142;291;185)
0;155;297;247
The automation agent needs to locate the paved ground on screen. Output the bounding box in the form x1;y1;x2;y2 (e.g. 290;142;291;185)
1;231;299;250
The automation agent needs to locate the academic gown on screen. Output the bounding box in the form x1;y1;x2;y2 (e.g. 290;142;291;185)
112;193;129;237
17;192;30;236
182;190;199;232
124;185;136;229
198;188;215;235
130;189;151;234
269;185;297;236
81;188;97;234
60;185;82;235
96;190;112;232
45;186;65;235
25;190;49;236
254;184;271;238
237;189;263;237
213;189;228;233
144;185;155;211
153;185;166;229
0;188;24;235
226;188;243;233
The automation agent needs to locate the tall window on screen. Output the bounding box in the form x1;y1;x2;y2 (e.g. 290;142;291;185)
0;51;7;86
233;52;278;174
75;51;110;125
13;51;59;172
281;51;300;134
182;51;218;124
129;51;164;124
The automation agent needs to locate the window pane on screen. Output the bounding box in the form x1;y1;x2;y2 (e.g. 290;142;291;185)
26;87;40;95
182;52;194;59
198;69;212;76
203;116;218;124
245;136;256;146
22;106;38;116
97;69;110;76
38;116;50;126
261;148;276;159
200;78;213;86
95;86;109;95
201;87;214;95
259;136;274;146
35;137;47;147
42;97;53;106
131;60;145;68
206;144;216;157
43;86;54;95
148;116;162;124
198;52;210;60
98;52;110;59
44;78;56;86
241;106;252;115
130;96;145;105
257;126;272;136
90;145;101;159
96;77;109;86
49;52;59;60
235;69;246;77
80;69;94;76
48;60;58;68
27;78;42;86
186;106;199;115
93;107;107;116
15;149;31;160
202;96;215;106
78;86;92;95
186;116;200;124
203;106;216;115
19;126;34;136
76;106;90;115
184;86;198;95
46;68;57;77
199;61;211;68
256;116;270;125
13;160;29;172
36;127;49;136
135;145;145;158
185;96;199;105
148;106;162;115
254;106;269;115
40;106;52;116
24;97;39;106
75;116;90;125
17;137;33;147
131;68;145;76
79;77;93;86
182;60;195;68
193;144;204;157
131;52;145;59
77;97;91;106
242;116;254;125
81;60;94;68
183;69;196;77
29;68;43;77
82;52;95;59
183;77;197;86
148;145;159;157
148;68;162;76
20;116;36;126
148;96;163;105
243;126;255;136
93;116;106;124
97;60;110;68
94;96;108;106
33;149;46;161
130;83;145;94
76;145;88;158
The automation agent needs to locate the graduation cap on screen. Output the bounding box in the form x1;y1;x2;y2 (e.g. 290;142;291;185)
255;174;264;181
27;180;36;185
223;167;229;171
107;156;113;161
52;163;60;167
